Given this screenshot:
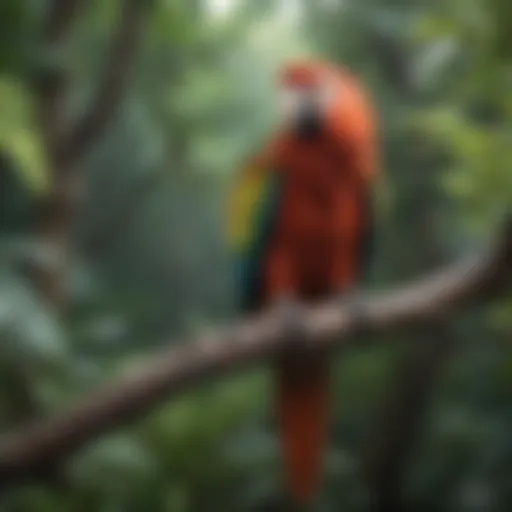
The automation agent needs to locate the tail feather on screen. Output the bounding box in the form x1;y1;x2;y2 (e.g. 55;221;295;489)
275;352;330;505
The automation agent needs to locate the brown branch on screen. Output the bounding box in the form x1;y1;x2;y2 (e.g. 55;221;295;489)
30;2;85;306
44;0;83;43
0;220;510;487
30;1;146;305
363;322;456;511
362;27;452;510
61;0;145;167
361;165;453;510
36;0;83;164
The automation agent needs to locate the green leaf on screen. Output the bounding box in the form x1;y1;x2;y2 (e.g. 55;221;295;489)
0;76;49;194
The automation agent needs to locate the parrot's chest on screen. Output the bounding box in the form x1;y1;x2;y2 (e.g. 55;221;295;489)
278;147;346;236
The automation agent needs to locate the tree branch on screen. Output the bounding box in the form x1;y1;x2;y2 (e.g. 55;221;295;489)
44;0;83;43
363;321;456;511
61;0;145;166
363;28;457;509
0;220;510;487
36;0;83;163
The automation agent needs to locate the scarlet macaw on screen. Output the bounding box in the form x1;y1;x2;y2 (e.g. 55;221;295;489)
227;59;379;504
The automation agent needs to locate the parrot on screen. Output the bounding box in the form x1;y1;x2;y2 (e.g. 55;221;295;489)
227;59;379;505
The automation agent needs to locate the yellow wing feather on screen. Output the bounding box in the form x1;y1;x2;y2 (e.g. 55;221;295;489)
227;164;268;251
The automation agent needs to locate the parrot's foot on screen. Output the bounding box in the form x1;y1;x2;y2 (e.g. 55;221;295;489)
335;288;368;327
269;296;309;350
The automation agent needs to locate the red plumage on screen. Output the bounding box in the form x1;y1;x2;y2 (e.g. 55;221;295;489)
234;59;379;504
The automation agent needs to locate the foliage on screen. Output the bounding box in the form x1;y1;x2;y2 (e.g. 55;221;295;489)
0;0;510;510
0;77;49;194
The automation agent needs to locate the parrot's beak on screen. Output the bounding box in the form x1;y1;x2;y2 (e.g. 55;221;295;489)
294;100;322;138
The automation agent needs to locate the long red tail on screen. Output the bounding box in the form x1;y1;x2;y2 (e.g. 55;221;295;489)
275;351;330;505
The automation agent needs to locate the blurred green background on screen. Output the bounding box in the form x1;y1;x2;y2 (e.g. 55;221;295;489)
0;0;511;510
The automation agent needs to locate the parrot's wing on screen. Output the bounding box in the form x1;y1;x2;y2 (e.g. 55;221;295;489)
227;155;284;312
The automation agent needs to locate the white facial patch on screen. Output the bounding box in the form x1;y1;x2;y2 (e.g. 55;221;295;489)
278;87;308;122
277;78;340;123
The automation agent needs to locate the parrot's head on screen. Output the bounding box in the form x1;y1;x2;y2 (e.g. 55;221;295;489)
277;59;343;138
277;59;368;142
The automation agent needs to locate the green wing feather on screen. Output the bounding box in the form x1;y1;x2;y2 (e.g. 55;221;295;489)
227;159;283;311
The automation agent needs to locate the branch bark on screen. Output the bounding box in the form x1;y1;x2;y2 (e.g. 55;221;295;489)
61;0;145;167
17;2;146;487
29;0;146;307
0;219;510;487
44;0;83;43
361;28;456;510
363;322;456;511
